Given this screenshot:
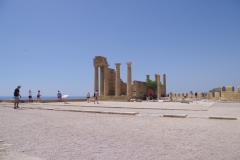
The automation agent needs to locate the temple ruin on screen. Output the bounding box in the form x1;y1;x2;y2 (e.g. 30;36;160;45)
93;56;166;101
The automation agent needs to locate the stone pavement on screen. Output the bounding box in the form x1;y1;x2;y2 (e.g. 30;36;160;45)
0;101;240;160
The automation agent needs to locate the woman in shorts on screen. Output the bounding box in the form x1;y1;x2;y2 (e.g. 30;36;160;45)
36;90;41;103
28;90;33;102
86;91;90;103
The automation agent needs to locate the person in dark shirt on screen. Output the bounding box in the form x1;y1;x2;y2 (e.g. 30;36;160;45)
195;92;198;99
14;85;21;109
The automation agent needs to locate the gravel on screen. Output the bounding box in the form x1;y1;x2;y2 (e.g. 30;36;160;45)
0;102;240;160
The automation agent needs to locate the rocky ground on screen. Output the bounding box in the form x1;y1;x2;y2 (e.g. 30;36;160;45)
0;101;240;160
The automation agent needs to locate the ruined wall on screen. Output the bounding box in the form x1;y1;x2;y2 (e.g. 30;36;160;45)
132;81;148;98
171;86;240;102
107;68;127;95
221;86;240;102
108;68;115;95
120;80;127;95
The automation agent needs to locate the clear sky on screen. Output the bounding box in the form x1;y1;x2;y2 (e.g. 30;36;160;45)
0;0;240;96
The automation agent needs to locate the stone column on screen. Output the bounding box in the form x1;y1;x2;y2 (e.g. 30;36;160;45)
146;75;150;80
104;65;109;96
115;63;121;96
126;62;132;96
163;74;166;95
169;92;173;101
100;67;104;96
94;66;98;93
156;74;161;100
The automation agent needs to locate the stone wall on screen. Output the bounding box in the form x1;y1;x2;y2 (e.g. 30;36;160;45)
221;86;240;102
120;80;127;95
132;81;149;98
108;68;115;95
171;85;240;102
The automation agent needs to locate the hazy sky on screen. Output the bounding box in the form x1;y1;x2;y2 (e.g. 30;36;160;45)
1;0;240;96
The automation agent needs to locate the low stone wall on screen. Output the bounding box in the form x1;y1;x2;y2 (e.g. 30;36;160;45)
171;85;240;102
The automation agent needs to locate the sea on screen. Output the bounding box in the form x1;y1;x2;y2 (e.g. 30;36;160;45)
0;96;85;100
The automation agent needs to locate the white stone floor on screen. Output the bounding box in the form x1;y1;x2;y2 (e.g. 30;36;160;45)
0;101;240;160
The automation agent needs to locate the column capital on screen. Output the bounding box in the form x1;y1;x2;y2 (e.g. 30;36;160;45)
115;63;121;66
126;62;132;66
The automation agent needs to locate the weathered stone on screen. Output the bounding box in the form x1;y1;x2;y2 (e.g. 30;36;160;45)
163;114;187;118
181;99;189;104
93;56;167;101
208;116;236;120
136;99;142;102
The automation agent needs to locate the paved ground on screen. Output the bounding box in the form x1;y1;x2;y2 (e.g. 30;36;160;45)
0;101;240;160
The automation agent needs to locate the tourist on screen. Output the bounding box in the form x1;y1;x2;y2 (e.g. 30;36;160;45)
94;90;99;104
86;91;90;103
195;92;198;99
148;90;153;100
36;90;41;103
13;85;21;109
189;91;193;99
29;90;33;102
57;90;62;102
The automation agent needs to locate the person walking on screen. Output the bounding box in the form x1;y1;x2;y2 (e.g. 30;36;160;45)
94;90;99;104
29;90;33;102
14;85;21;109
57;90;62;102
86;91;90;103
189;91;193;99
36;90;41;103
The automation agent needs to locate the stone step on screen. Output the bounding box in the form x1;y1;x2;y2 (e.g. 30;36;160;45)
208;116;236;120
163;114;187;118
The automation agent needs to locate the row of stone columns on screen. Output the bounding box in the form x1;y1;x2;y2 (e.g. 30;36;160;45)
94;62;132;96
115;62;132;96
94;65;109;96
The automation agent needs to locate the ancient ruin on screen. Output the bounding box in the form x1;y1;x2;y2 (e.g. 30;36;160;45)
93;56;166;101
171;86;240;102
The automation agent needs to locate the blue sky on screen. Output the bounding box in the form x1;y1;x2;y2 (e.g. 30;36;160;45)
0;0;240;96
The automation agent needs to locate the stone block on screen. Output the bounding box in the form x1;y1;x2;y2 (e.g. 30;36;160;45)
208;116;236;120
226;86;234;92
130;99;136;102
136;99;142;102
181;99;189;103
163;114;187;118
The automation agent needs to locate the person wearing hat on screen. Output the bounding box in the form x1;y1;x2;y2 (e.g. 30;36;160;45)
14;85;21;109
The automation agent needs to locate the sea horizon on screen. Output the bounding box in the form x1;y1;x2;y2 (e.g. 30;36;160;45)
0;96;86;100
